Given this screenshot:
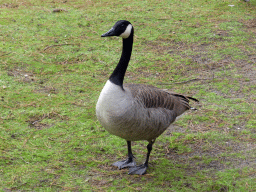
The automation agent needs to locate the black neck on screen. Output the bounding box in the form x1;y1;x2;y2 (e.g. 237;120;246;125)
109;29;134;88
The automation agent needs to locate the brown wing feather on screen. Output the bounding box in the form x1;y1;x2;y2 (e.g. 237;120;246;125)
124;83;198;116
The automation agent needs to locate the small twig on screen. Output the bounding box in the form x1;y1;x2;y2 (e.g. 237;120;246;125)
158;18;169;20
20;157;29;164
43;43;77;51
0;52;12;57
52;8;68;12
173;78;207;84
157;77;214;85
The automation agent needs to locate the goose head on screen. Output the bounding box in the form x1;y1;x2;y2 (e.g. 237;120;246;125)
101;20;133;39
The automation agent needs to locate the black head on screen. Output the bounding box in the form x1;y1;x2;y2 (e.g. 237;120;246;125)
101;20;133;39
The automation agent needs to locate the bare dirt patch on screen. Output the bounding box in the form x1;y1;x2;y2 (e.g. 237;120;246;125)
35;86;58;94
26;112;68;129
143;37;231;75
214;30;230;37
242;18;256;28
8;68;36;83
0;3;19;8
234;59;256;85
163;137;256;173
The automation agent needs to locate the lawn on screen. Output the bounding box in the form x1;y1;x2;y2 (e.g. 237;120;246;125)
1;0;256;191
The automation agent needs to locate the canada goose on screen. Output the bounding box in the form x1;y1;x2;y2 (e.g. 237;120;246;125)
96;20;198;175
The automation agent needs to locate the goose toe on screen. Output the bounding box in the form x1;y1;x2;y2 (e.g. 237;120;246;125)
128;164;148;175
113;158;136;169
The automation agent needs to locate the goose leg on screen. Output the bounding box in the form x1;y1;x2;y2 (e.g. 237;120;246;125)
113;141;136;169
128;140;155;175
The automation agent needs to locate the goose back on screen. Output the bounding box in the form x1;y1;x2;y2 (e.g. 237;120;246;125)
124;83;192;116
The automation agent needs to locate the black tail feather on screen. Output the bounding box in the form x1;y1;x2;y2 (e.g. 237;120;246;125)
187;96;199;103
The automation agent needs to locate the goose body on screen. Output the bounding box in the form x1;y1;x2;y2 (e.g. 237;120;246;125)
97;81;191;141
96;20;198;175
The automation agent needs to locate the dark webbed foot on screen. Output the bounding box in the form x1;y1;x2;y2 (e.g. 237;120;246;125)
113;141;136;169
113;158;136;169
128;140;155;175
128;164;148;175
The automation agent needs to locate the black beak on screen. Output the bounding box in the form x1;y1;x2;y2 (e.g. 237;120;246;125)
101;28;115;37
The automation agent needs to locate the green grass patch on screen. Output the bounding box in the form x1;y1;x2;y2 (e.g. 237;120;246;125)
1;0;256;191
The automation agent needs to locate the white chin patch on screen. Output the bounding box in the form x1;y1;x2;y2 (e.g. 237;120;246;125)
119;24;133;39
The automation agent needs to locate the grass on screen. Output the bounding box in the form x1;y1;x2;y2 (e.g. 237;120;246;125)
1;0;256;191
